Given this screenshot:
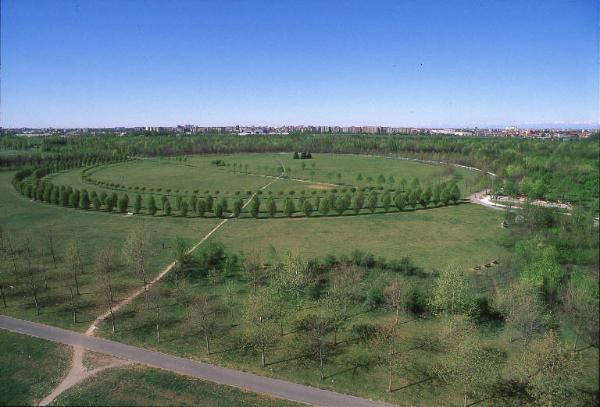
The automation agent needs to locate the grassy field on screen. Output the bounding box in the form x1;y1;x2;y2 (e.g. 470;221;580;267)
212;203;507;270
0;329;70;406
53;366;299;406
0;171;220;330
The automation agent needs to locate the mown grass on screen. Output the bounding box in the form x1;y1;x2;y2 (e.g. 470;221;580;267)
53;365;299;406
211;203;507;270
0;329;70;406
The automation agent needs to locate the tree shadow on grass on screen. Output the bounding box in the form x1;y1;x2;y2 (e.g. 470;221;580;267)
390;376;434;393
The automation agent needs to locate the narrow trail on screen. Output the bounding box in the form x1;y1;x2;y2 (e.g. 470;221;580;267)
38;171;284;406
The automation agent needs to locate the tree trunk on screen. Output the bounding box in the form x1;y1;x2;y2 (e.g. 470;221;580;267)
74;272;80;295
333;326;338;346
387;362;392;393
109;307;115;333
32;291;40;315
319;346;324;381
205;334;210;355
463;385;467;407
69;287;77;323
395;307;400;325
156;322;160;344
261;346;265;368
0;285;6;308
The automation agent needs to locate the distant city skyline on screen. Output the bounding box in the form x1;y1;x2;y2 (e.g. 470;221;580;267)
1;0;598;128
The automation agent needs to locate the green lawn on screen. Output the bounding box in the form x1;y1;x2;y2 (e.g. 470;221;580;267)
0;329;70;406
211;203;507;270
52;366;299;406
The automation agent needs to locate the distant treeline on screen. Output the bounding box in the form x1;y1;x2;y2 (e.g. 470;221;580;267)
1;133;598;207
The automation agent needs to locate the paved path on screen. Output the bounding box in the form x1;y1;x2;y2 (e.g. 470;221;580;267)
1;315;396;407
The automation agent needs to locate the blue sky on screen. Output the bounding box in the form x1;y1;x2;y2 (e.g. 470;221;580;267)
1;0;598;128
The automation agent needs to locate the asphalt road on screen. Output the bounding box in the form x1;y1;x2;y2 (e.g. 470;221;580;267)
0;315;396;407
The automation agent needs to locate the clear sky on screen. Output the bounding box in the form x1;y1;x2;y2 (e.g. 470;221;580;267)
1;0;598;128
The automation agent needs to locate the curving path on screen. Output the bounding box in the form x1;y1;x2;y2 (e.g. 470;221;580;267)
1;315;394;407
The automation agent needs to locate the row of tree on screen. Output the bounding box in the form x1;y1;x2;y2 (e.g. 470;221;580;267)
15;171;462;218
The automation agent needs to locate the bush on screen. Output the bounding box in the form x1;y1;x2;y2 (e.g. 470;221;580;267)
405;286;427;315
364;282;386;310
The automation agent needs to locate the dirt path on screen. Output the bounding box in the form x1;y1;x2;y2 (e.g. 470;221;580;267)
38;172;284;406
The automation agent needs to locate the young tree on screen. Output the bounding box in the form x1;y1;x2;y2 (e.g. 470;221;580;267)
147;195;157;216
407;189;419;209
393;192;406;211
450;183;461;204
195;198;206;217
430;266;473;315
164;199;172;216
22;239;41;315
149;287;162;344
117;194;129;213
267;197;277;218
421;186;432;208
249;196;260;218
46;228;58;270
296;314;335;381
283;198;295;217
213;201;224;218
97;247;118;333
318;197;330;215
563;273;599;350
384;279;407;324
432;184;441;206
79;190;90;210
367;192;378;213
123;226;150;308
334;196;346;215
381;191;391;212
323;265;363;345
514;332;585;406
223;280;238;323
302;200;313;217
435;317;504;406
92;196;101;211
243;293;278;367
232;198;243;217
189;195;198;213
105;195;115;212
65;240;84;295
243;252;264;293
189;294;218;354
205;195;214;212
352;192;365;214
180;200;189;217
498;282;547;343
371;318;402;392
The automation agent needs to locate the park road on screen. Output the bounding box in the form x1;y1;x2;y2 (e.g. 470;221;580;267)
0;315;397;407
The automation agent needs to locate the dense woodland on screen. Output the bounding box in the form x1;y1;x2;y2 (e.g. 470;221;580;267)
1;133;598;208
